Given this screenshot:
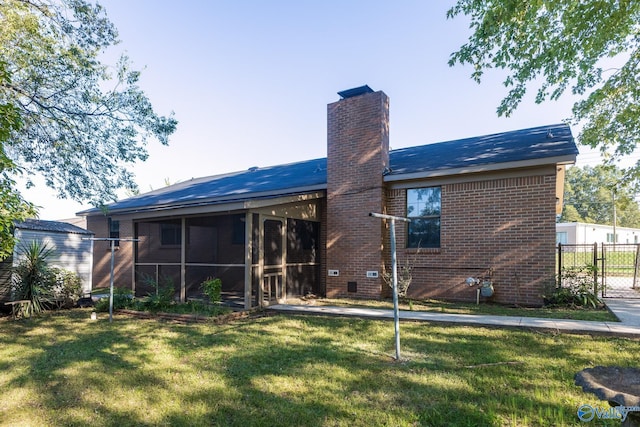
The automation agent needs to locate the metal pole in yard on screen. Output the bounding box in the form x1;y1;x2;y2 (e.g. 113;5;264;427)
108;239;114;322
369;212;410;361
83;237;139;323
594;242;599;296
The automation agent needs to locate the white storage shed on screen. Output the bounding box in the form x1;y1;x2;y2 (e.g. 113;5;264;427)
12;219;95;295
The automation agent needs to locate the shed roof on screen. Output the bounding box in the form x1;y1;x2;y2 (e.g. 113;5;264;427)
15;219;94;235
80;123;577;216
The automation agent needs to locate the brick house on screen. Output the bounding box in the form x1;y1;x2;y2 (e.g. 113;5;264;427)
80;86;578;307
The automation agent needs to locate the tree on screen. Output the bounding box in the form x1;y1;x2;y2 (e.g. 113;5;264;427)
0;61;36;259
447;1;640;172
561;165;640;228
0;0;177;210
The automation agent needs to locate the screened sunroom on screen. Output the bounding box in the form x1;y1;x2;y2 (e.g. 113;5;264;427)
132;200;322;309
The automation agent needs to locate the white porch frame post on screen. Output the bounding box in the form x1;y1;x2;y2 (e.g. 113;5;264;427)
131;223;136;296
258;214;265;307
369;212;410;361
180;217;186;302
280;217;287;302
244;212;253;309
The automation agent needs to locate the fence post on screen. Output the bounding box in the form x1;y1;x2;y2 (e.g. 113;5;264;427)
593;242;598;296
634;244;640;290
557;243;562;287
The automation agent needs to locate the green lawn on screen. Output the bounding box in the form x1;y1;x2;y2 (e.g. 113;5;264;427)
0;310;636;426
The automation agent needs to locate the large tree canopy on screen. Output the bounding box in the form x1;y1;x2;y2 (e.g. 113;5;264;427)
448;1;640;171
0;0;177;206
0;61;35;259
561;165;640;228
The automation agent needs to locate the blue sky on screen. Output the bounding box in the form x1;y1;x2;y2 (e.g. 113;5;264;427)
23;0;601;219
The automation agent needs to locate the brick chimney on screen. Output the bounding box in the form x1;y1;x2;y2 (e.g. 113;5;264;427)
326;86;390;298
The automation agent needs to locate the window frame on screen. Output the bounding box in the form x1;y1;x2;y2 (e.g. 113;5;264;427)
406;186;441;249
160;222;182;246
556;231;568;245
108;217;120;247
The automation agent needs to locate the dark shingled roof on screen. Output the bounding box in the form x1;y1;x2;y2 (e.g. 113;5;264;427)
388;122;576;176
15;219;94;235
81;123;577;215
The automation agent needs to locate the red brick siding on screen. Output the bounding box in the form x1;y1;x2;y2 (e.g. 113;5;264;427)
385;172;557;306
86;216;135;291
326;91;389;298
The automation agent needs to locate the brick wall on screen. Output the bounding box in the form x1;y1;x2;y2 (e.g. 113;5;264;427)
87;215;135;291
326;90;389;298
385;170;558;306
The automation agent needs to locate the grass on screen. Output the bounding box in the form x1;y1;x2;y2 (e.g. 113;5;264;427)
0;309;636;426
310;298;619;322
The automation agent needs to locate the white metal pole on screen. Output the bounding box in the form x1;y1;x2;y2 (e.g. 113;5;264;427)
109;239;115;323
82;237;139;323
389;218;401;360
369;212;410;361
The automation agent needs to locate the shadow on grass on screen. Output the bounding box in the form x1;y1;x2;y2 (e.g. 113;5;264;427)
0;311;636;426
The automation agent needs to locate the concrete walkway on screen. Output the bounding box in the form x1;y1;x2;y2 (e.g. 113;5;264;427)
269;298;640;337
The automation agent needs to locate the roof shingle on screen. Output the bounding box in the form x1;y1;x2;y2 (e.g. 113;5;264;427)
80;123;577;215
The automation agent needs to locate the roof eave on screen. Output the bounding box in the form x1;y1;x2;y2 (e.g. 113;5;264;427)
384;155;577;183
80;185;327;218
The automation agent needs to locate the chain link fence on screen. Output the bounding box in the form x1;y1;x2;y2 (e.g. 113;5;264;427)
558;243;640;299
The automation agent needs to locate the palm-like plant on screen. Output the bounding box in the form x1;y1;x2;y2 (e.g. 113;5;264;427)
11;241;56;316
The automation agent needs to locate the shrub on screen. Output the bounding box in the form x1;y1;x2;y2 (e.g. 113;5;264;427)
50;268;82;309
131;275;176;312
94;287;134;312
382;260;413;298
10;241;56;316
201;277;222;304
546;265;602;308
144;285;175;312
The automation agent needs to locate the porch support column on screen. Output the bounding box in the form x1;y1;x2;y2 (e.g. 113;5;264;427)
258;214;265;307
244;212;253;309
180;217;186;302
281;218;287;302
131;222;137;296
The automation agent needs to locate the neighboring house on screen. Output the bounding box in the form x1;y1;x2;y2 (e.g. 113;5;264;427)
0;219;94;301
557;222;640;245
80;86;578;307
